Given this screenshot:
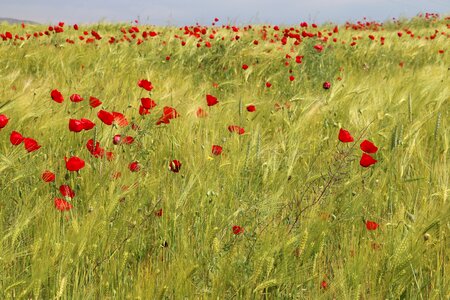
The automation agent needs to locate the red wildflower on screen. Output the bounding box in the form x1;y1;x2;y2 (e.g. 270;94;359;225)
106;151;114;161
295;55;303;63
338;128;354;143
10;131;24;145
360;140;378;153
321;280;328;289
129;161;140;172
54;198;73;211
89;96;102;108
206;94;218;106
112;112;129;127
365;220;379;231
113;134;122;145
60;185;75;199
169;160;182;173
232;225;244;235
242;64;248;70
69;119;83;132
163;106;180;119
323;81;331;89
41;170;55;182
138;79;153;91
139;105;150;115
155;208;163;217
196;107;207;118
212;145;223;155
228;125;245;135
86;139;104;158
50;89;64;103
360;153;377;167
246;105;256;112
70;94;83;102
265;82;272;88
141;97;157;109
0;114;9;129
314;44;324;52
97;110;114;125
156;106;179;125
65;156;85;172
80;118;95;130
123;136;134;144
289;76;295;81
23;138;41;152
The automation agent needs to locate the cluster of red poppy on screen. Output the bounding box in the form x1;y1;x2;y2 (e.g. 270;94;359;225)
338;128;378;167
338;128;380;231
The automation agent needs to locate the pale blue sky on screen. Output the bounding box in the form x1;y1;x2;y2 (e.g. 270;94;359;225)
1;0;449;25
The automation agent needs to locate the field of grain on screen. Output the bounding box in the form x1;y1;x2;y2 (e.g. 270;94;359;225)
0;15;448;299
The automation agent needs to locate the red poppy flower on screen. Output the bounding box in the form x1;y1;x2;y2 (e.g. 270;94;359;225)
155;208;163;217
139;105;150;115
138;79;153;91
129;161;140;172
365;220;379;230
323;81;331;89
113;134;122;145
289;76;295;81
65;156;85;172
10;131;24;145
0;114;9;129
206;94;218;106
86;139;104;158
321;280;328;289
112;112;129;127
97;110;114;125
41;170;55;182
54;198;73;211
246;105;256;112
265;82;272;88
73;24;79;30
338;128;354;143
169;160;181;173
242;64;248;70
50;89;64;103
156;115;171;125
123;136;134;144
70;94;83;102
60;184;75;199
314;44;324;52
89;96;102;108
196;107;207;118
232;225;244;235
228;125;245;135
156;106;179;125
295;55;303;63
141;97;157;109
105;151;114;161
80;118;95;130
360;153;377;167
360;140;378;153
212;145;223;155
69;119;83;132
23;138;41;152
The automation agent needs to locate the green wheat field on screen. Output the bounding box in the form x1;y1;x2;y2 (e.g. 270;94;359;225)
0;15;448;299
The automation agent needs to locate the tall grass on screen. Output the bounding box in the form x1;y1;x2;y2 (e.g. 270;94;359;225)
0;16;448;298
